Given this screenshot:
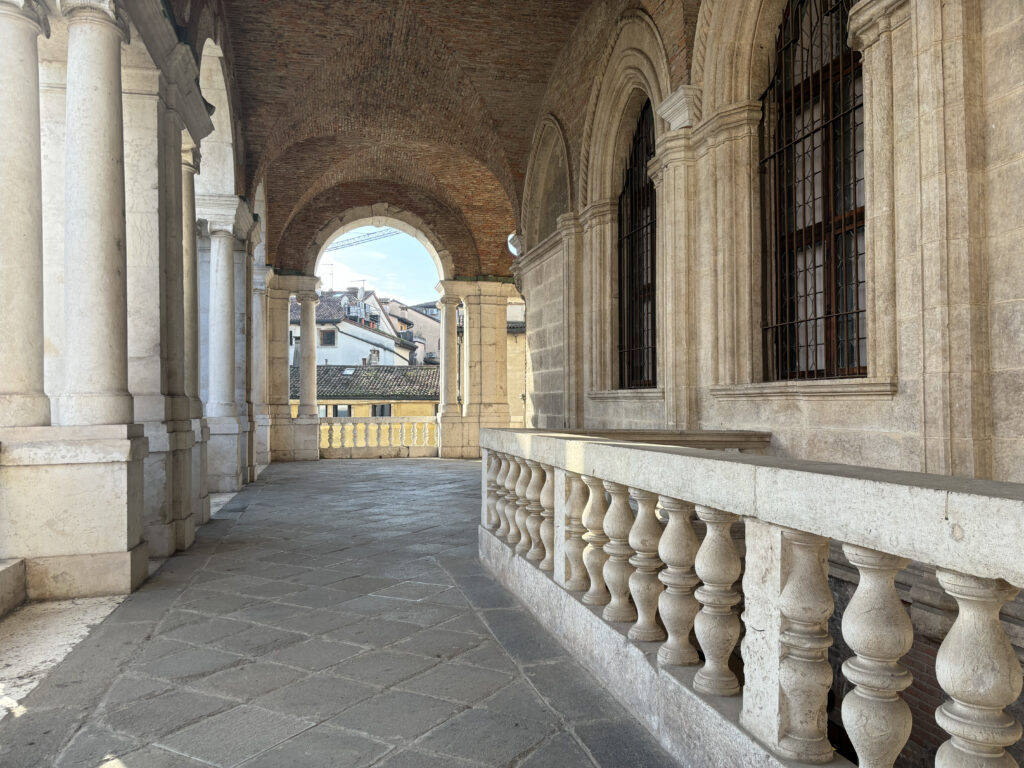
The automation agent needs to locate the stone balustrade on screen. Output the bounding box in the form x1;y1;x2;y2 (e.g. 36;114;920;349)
318;416;437;458
478;429;1024;768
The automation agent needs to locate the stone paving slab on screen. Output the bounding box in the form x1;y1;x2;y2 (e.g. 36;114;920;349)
0;459;682;768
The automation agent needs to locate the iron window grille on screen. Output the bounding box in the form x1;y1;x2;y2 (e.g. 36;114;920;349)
618;99;657;389
759;0;866;381
320;329;337;346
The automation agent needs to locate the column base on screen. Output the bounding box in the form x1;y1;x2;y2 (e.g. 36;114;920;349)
0;424;148;598
0;393;50;428
192;418;210;525
253;412;271;476
269;416;320;462
207;415;243;492
141;420;174;558
438;416;480;459
26;543;149;600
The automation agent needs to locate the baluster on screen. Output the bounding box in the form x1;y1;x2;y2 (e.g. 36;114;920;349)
514;457;533;556
503;455;522;545
319;422;328;449
344;423;354;447
493;454;511;537
372;423;380;447
777;530;834;763
602;481;637;624
538;463;555;571
657;497;700;665
935;569;1022;768
415;422;423;446
484;452;500;530
581;475;610;606
381;421;391;447
563;472;590;591
628;489;665;641
525;460;546;562
841;545;913;768
334;422;343;448
693;505;742;696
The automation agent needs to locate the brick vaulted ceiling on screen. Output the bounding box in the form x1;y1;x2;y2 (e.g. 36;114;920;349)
178;0;597;278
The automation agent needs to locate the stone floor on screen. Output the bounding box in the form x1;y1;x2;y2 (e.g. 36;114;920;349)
0;459;680;768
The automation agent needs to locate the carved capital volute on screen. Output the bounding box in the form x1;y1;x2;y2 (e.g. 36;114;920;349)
59;0;129;41
0;0;50;36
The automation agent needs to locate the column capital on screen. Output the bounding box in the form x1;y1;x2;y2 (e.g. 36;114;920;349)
295;290;320;305
437;293;462;308
657;84;702;130
0;0;50;36
848;0;910;50
196;194;255;241
59;0;129;41
181;143;201;176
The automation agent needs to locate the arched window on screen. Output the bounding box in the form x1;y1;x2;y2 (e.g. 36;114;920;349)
760;0;864;380
618;100;657;389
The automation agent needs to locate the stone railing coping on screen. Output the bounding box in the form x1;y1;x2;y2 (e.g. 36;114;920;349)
321;416;436;424
480;429;1024;587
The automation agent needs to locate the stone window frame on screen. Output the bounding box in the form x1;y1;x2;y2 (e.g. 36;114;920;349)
689;0;902;401
578;9;672;400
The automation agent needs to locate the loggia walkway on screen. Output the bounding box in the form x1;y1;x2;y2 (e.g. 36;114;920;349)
0;459;680;767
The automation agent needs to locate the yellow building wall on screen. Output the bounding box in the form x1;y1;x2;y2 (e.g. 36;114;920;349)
289;399;438;418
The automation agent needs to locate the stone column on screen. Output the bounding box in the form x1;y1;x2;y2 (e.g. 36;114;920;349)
438;292;461;417
181;140;202;418
58;0;133;426
181;139;208;523
197;194;253;491
460;281;513;455
0;0;149;598
0;0;50;427
208;228;236;418
266;279;294;460
161;87;194;551
251;266;272;473
297;290;319;418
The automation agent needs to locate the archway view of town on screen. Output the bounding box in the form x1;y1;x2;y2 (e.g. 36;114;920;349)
0;1;1022;767
287;226;528;445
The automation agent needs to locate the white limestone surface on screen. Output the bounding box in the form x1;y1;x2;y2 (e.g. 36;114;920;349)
0;596;122;723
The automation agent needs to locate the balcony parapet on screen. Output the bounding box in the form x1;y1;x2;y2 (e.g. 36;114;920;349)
479;428;1024;768
320;416;437;459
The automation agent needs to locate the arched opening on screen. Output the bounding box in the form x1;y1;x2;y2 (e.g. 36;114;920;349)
195;39;237;198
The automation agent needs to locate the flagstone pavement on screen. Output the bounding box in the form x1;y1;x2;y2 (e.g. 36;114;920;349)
0;459;680;768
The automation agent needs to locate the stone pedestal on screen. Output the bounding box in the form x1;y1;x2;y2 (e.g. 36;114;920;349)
191;417;210;524
0;425;149;598
206;415;242;492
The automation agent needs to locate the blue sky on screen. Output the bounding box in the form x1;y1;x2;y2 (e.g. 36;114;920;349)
316;226;441;305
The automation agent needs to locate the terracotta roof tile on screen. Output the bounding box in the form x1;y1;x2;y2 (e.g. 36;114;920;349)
289;365;439;401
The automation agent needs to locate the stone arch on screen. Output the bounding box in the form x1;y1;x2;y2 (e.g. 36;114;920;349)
306;205;454;284
690;0;789;119
521;115;573;251
196;38;243;197
580;9;672;209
